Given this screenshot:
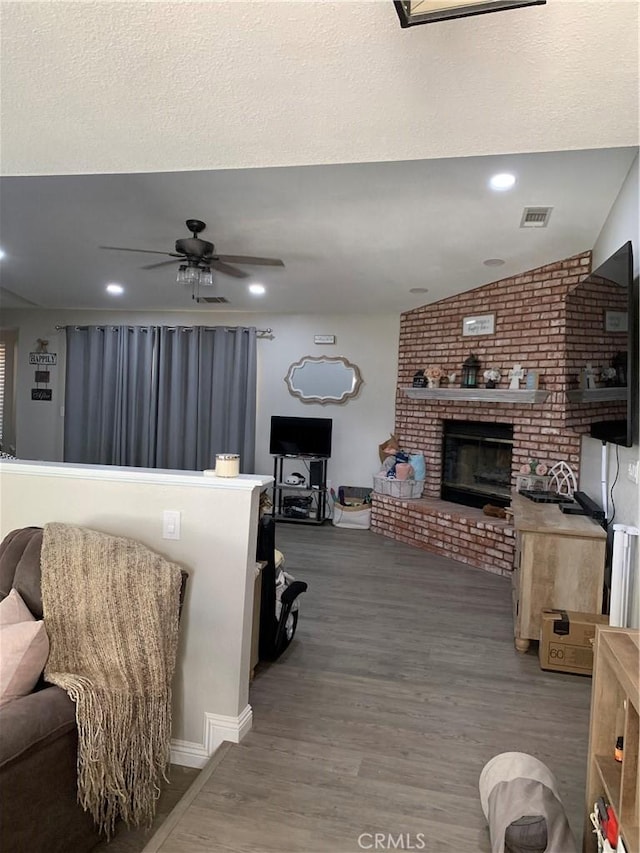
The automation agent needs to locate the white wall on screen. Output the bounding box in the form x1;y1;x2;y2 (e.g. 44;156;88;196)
0;461;270;766
588;153;640;628
585;154;639;530
0;309;399;491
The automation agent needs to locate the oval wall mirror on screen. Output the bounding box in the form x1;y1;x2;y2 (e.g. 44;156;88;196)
285;356;363;404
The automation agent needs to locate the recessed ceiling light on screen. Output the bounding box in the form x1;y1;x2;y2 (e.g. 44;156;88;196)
106;283;124;295
483;258;505;267
249;283;265;296
489;173;516;191
0;249;5;260
409;287;429;294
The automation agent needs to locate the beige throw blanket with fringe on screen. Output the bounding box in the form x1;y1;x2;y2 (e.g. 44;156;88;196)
41;522;183;837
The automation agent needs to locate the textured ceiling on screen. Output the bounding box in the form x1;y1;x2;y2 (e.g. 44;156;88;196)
1;1;638;176
0;2;638;315
0;148;636;314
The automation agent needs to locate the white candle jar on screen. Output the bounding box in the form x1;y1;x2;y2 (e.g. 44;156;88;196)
215;453;240;477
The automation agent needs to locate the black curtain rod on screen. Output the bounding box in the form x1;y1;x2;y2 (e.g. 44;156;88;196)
54;325;273;338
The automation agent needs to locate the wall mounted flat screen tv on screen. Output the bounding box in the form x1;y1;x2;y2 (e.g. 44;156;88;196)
566;241;637;447
269;416;333;458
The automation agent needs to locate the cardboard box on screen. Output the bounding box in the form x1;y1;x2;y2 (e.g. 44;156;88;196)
539;610;608;675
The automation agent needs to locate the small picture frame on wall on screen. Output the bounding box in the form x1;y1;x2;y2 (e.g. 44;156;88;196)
605;310;628;333
525;370;539;390
462;313;495;336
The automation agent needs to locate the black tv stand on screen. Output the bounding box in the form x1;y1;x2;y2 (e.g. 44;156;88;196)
271;455;328;525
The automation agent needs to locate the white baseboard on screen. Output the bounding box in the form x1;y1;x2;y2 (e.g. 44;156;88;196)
170;704;253;769
170;738;210;769
204;704;253;753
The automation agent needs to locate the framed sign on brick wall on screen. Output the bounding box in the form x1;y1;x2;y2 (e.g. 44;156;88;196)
462;314;495;336
605;310;628;332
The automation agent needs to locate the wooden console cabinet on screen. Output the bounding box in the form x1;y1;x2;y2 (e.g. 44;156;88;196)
511;493;606;653
584;626;639;852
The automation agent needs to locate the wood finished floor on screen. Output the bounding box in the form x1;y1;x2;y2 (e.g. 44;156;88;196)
149;524;593;853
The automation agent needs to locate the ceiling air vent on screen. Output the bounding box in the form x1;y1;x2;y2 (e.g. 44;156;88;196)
195;296;229;304
520;207;553;228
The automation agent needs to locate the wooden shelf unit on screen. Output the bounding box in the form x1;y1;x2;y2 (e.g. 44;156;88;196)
584;627;640;852
510;493;606;653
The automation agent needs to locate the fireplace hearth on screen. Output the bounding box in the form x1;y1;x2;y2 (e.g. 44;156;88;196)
441;421;514;508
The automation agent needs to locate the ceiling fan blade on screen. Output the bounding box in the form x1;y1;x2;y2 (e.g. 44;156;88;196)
141;258;183;270
99;246;180;257
215;255;285;267
210;260;250;279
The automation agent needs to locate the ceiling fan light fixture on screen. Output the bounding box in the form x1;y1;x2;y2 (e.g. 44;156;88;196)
199;268;213;288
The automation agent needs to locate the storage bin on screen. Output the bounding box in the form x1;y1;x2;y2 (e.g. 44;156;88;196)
332;504;371;530
372;475;424;499
332;485;372;529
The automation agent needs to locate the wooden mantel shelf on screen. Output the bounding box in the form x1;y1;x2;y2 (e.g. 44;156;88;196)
566;387;627;403
402;387;550;404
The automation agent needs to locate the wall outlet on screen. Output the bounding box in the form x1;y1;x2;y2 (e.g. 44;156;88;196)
627;461;639;485
162;510;181;540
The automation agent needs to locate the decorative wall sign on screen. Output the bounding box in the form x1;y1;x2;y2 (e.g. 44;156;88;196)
314;335;336;345
605;310;628;333
29;352;57;365
31;388;53;401
462;314;495;336
34;370;50;384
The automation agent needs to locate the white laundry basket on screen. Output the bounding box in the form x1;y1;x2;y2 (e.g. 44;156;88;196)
332;486;372;529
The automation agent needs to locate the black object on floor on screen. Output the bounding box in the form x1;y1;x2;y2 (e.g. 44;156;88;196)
256;516;308;661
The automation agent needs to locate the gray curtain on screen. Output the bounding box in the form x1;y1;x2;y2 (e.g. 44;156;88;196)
64;325;256;471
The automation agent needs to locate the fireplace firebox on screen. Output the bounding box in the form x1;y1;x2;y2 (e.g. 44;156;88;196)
441;421;514;508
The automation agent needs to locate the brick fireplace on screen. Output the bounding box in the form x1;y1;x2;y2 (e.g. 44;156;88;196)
371;250;617;575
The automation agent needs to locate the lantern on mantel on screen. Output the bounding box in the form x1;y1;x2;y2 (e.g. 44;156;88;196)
461;353;481;388
612;351;627;387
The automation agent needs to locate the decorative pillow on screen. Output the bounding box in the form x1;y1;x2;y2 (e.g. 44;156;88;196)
0;587;36;626
0;620;50;707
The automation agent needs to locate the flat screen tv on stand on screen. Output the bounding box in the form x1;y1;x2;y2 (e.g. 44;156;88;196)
269;416;333;458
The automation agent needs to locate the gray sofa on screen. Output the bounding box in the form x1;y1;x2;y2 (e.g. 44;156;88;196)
0;527;102;853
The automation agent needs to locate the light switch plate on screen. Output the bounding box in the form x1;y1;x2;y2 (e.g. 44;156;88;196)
627;461;639;485
162;510;181;540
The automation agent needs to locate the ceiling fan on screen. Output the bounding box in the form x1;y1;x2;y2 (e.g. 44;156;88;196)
100;219;285;281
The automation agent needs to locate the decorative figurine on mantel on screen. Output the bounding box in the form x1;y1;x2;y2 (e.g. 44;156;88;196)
424;366;443;389
601;366;617;387
483;368;501;389
508;364;525;390
412;370;427;388
461;354;480;388
447;372;457;386
579;363;597;390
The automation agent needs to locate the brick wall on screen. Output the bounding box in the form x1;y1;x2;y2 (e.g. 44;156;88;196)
371;250;614;574
395;252;593;498
371;494;515;576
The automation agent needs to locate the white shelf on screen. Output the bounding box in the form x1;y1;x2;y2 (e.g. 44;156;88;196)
402;387;550;404
566;387;627;403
